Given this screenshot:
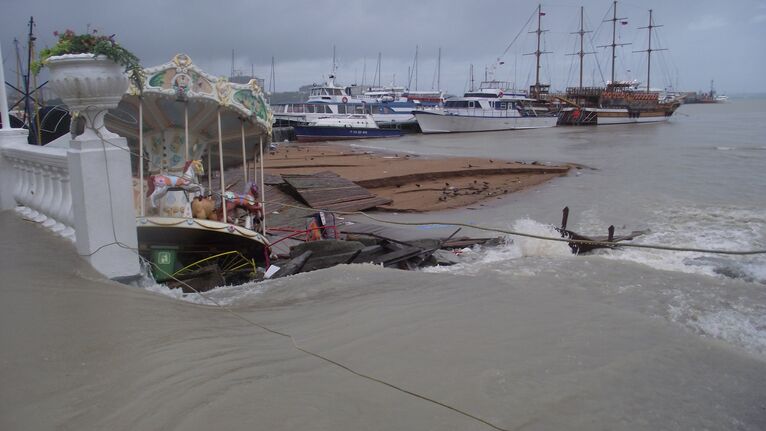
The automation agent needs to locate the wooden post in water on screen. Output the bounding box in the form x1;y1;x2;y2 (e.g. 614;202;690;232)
561;206;570;230
608;225;615;242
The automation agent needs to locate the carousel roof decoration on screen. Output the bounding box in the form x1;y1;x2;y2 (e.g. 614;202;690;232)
108;53;273;177
128;53;272;134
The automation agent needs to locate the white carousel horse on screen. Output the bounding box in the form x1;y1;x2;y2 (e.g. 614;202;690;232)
146;160;205;208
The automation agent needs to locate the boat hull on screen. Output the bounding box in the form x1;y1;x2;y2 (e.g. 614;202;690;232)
293;125;402;142
414;111;558;133
558;101;681;125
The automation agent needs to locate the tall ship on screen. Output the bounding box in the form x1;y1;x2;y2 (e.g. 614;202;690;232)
557;2;681;125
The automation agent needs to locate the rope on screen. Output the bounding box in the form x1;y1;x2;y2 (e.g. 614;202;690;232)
264;200;766;256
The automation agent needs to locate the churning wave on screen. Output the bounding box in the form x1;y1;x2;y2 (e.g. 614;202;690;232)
596;205;766;285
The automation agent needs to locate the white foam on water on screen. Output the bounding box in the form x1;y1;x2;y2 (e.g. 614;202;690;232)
424;218;571;276
692;310;766;357
598;206;766;284
666;291;766;358
143;279;271;306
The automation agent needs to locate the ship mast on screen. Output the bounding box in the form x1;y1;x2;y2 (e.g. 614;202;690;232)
437;47;441;91
599;1;630;84
634;9;666;91
524;4;551;98
567;6;595;89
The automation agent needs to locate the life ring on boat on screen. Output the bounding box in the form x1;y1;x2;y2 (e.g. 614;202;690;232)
572;109;581;119
498;91;504;97
341;96;348;103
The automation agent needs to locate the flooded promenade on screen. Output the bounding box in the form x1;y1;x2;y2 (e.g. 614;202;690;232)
2;211;765;430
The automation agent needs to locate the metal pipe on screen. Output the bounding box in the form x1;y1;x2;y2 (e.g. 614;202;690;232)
207;142;212;190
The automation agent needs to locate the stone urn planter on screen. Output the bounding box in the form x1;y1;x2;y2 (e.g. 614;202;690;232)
46;53;128;140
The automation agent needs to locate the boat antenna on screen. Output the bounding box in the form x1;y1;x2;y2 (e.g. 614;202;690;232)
599;1;630;84
331;45;336;77
376;52;381;88
361;56;366;88
268;56;276;95
437;47;441;91
524;4;551;98
230;49;235;78
567;6;595;89
634;9;666;91
469;64;474;92
415;45;418;91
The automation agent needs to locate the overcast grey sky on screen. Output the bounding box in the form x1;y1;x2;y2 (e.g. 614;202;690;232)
2;0;765;95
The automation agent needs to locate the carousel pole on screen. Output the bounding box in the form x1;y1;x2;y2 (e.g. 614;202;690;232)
184;103;190;160
259;134;265;236
240;120;247;183
206;142;212;190
217;109;227;223
138;98;145;217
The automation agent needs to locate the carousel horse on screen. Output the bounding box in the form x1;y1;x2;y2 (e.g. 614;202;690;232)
146;160;205;208
222;181;262;226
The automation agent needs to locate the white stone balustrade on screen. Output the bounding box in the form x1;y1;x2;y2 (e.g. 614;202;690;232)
0;129;139;280
1;143;76;241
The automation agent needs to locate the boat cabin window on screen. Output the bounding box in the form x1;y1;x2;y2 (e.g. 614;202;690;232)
445;100;470;108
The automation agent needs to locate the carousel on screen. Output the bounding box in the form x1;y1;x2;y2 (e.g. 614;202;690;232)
105;54;273;285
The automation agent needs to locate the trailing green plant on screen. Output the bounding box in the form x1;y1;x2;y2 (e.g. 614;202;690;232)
32;29;143;90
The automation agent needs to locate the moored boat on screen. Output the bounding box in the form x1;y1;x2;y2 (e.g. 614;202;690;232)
557;2;682;125
293;114;402;142
272;75;421;129
414;81;557;133
557;82;681;125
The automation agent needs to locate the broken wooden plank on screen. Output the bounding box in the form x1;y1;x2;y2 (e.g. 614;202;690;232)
281;172;391;212
272;250;313;278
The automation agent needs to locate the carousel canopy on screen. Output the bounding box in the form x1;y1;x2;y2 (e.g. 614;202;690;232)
105;54;272;173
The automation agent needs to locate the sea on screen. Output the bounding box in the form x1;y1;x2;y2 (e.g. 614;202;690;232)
150;99;766;360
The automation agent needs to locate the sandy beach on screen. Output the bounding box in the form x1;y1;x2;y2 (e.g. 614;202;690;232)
259;142;572;212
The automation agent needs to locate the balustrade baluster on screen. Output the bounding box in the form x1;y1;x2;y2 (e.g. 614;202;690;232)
36;164;53;224
46;166;65;231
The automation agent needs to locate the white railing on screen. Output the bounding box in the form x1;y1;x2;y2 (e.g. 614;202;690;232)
2;144;76;240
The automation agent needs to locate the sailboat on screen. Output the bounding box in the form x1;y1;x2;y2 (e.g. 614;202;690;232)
557;2;682;125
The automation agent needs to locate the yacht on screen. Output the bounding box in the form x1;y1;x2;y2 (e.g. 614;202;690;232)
413;81;557;133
